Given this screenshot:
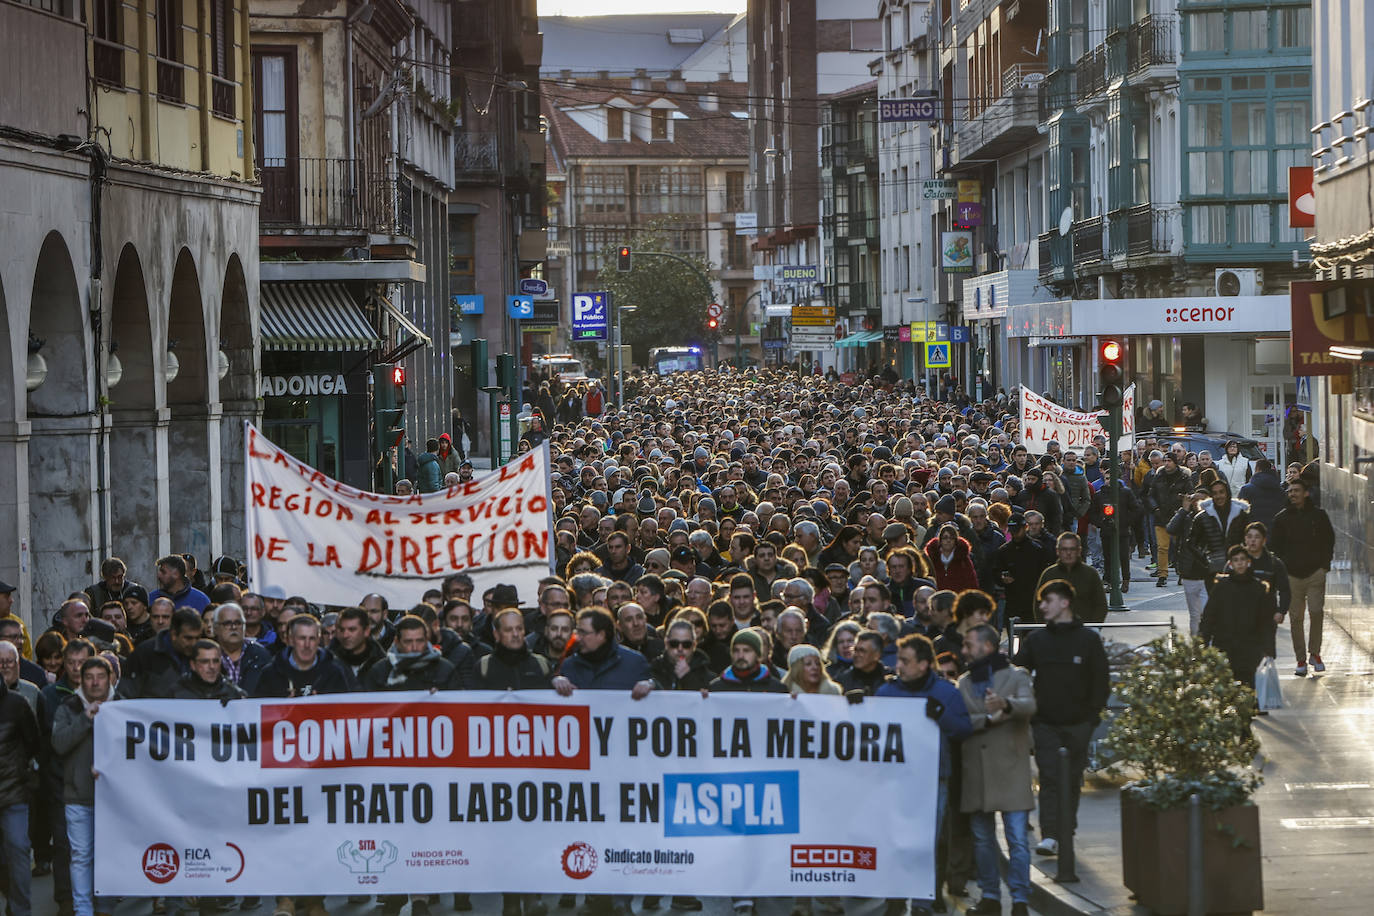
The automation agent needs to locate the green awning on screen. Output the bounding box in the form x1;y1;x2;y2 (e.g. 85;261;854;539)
834;330;883;348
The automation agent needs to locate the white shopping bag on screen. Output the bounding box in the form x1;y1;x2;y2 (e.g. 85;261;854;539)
1255;656;1284;710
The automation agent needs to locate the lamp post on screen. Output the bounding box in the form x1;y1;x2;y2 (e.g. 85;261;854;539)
615;303;636;409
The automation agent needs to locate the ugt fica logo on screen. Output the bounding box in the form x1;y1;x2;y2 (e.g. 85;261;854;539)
561;842;598;880
142;844;180;884
337;839;400;876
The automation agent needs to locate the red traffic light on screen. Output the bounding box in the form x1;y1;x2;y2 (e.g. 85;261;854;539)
706;316;720;331
1102;503;1116;518
392;366;405;386
1100;339;1122;363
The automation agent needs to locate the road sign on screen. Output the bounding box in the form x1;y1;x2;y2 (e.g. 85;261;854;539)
735;212;758;236
762;338;788;350
791;305;837;326
571;291;610;341
707;302;723;319
506;295;534;319
922;180;958;200
925;342;951;368
879;96;940;123
1295;376;1312;411
518;278;549;297
452;294;484;315
935;321;950;339
950;325;972;344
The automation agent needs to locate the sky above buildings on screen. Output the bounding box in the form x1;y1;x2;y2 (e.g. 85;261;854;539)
542;0;743;14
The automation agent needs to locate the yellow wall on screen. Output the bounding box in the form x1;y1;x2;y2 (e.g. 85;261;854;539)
87;0;251;179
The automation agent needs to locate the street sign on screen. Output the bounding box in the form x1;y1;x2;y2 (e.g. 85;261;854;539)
571;291;610;341
762;338;788;350
791;305;837;326
925;342;951;368
950;325;972;344
506;295;534;319
879;96;940;123
707;302;723;319
735;212;758;235
911;321;938;342
922;180;958;200
1295;376;1312;411
518;278;549;297
498;401;513;463
935;321;950;339
452;294;484;315
777;265;820;283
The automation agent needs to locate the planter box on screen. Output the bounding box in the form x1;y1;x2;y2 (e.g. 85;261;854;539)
1120;791;1263;915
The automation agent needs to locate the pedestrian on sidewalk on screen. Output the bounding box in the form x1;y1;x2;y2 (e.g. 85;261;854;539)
1146;452;1193;587
1241;522;1290;661
1268;478;1335;677
1033;532;1108;623
1168;490;1212;635
1185;478;1251;578
1200;546;1278;688
957;624;1036;916
1012;580;1109;858
51;655;117;916
0;662;39;916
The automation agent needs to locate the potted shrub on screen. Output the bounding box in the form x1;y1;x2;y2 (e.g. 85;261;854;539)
1102;634;1264;915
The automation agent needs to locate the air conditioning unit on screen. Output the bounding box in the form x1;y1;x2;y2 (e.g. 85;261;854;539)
1215;268;1262;297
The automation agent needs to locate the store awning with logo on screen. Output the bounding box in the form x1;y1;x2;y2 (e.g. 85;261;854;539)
833;330;884;348
260;283;381;352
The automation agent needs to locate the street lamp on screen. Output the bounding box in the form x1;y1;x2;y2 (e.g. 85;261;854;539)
25;333;47;392
615;304;636;409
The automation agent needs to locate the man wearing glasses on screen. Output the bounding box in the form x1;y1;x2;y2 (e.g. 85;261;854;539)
211;603;272;694
1034;532;1109;623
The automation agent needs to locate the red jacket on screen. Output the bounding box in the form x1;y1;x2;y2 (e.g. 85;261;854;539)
924;536;980;592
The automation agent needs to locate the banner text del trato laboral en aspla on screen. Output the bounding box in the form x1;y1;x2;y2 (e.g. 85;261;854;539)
94;692;939;898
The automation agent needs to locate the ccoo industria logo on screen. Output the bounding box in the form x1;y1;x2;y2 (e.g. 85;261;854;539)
142;844;180;884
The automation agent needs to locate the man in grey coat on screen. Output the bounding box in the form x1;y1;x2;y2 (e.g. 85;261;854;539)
51;656;117;916
957;625;1036;916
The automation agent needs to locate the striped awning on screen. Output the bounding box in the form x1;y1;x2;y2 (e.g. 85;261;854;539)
260;283;382;352
833;330;884;348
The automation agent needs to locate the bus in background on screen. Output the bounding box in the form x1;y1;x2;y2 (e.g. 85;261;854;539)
649;346;704;375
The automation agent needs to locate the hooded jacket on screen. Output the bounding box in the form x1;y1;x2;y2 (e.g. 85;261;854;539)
1062;466;1092;519
1200;572;1275;680
876;671;972;780
329;636;387;679
923;535;981;592
1187;497;1251;574
253;649;354;697
416;451;443;493
1147;466;1194;518
1237;469;1285;529
476;643;553;690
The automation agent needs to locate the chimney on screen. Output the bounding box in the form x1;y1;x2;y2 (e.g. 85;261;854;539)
699;93;719;111
631;68;650;92
667;69;686;93
559;69;572;81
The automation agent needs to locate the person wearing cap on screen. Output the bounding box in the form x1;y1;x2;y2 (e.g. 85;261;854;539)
707;629;786;694
1139;398;1169;428
0;581;34;663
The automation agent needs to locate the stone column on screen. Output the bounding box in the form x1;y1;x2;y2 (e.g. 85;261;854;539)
0;420;33;630
27;415;100;618
168;405;221;568
109;407;170;585
218;398;260;563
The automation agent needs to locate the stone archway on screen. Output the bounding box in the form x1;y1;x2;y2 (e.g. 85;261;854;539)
26;231;97;617
165;248;217;568
217;253;257;561
107;243;165;581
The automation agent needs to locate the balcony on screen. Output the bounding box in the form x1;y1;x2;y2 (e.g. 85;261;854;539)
1071;216;1104;268
259;157;411;236
1075;47;1107;104
211;76;235;119
844;135;878;173
92;38;123;88
156;58;184;104
1108;203;1176;259
1037;231;1074;285
1127;15;1175;80
951;64;1043;167
455;131;500;178
828;212;879;247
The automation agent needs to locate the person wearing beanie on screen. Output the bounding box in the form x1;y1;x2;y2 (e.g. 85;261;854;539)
707;629;785;693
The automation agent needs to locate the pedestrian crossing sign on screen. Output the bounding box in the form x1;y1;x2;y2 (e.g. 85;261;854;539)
925;342;951;368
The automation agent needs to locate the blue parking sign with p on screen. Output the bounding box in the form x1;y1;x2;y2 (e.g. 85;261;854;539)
572;291;610;341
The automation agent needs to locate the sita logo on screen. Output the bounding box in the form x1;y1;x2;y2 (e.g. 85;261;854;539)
561;842;598;880
142;844;180;884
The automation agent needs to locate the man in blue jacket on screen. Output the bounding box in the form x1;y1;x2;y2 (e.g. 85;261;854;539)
552;608;653;698
877;634;972;916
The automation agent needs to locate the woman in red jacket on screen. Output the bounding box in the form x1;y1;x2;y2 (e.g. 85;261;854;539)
924;523;981;592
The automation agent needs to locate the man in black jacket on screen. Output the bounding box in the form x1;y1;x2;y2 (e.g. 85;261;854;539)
994;516;1054;622
328;607;386;680
123;607;203;698
1268;478;1335;677
1012;581;1108;858
172;640;247;700
1147;453;1195;586
836;632;893;697
253;615;353;698
1201;546;1279;687
0;672;39;916
649;620;715;691
361;617;462;693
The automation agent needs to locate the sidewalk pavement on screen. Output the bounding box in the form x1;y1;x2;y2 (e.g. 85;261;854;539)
1009;554;1374;916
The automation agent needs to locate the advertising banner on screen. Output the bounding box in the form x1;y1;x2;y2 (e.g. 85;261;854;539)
244;423;554;608
1290;280;1374;375
95;692;939;898
1019;385;1135;453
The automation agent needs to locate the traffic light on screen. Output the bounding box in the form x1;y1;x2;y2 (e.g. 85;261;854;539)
617;246;632;272
496;353;517;393
1098;339;1123;409
706;315;720;333
391;364;407;405
372;365;406;455
471;338;489;388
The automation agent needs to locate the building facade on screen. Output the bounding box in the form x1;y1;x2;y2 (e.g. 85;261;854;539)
0;0;259;624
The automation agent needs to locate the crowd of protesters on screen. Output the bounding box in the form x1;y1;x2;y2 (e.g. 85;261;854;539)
0;365;1330;916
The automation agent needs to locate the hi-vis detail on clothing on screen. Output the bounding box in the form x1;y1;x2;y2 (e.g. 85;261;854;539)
244;423;555;607
93;692;938;898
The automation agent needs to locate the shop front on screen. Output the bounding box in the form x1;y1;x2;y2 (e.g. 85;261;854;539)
259;282;381;489
1006;295;1294;459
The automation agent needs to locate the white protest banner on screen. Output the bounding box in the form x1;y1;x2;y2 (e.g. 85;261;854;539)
244;423;554;607
1019;384;1135;454
94;691;938;899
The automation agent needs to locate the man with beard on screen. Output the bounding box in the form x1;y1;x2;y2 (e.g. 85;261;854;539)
328;606;386;679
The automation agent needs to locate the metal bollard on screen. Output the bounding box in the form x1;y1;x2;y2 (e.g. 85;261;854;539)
1054;745;1079;882
1187;793;1204;916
